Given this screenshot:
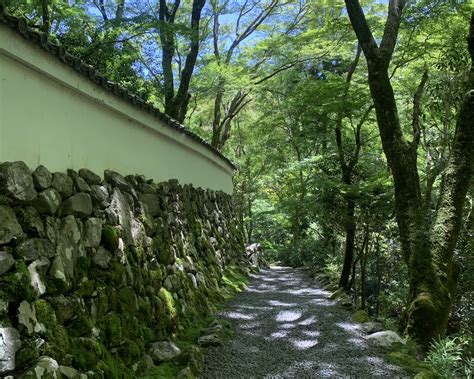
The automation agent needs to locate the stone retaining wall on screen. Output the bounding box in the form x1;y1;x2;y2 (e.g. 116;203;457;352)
0;161;246;377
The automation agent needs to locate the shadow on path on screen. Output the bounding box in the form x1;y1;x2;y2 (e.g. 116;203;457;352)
201;266;407;378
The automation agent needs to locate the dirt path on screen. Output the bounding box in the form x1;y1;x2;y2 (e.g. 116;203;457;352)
201;266;407;378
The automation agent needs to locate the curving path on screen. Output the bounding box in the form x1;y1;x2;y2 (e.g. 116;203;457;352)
201;266;407;378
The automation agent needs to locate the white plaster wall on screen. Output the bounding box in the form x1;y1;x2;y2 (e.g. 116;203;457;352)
0;24;234;193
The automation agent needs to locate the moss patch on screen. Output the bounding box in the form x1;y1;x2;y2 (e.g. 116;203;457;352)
353;309;369;323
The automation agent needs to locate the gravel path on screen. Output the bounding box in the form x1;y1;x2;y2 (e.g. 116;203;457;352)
201;266;407;378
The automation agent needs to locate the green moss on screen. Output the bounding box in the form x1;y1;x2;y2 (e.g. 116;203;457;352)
43;325;70;362
76;279;95;298
159;288;178;318
388;341;440;378
71;337;102;370
67;313;93;337
34;299;57;328
353;309;369;323
0;261;36;302
76;256;92;278
101;225;119;252
118;338;142;365
100;313;122;347
139;363;180;379
15;339;40;369
96;346;133;379
117;286;138;314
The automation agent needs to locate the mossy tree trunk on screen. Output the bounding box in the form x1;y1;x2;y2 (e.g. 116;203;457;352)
344;0;474;345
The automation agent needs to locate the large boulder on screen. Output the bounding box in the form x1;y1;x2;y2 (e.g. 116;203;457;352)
0;251;15;275
51;172;74;199
138;194;161;217
28;257;50;296
0;205;23;244
92;247;112;269
365;330;405;348
21;356;59;378
0;161;37;203
32;165;52;191
0;327;22;374
106;188;133;245
33;188;62;215
83;218;103;248
17;238;56;261
149;341;181;363
17;301;45;335
60;193;93;218
104;170;132;193
79;168;102;186
90;185;109;209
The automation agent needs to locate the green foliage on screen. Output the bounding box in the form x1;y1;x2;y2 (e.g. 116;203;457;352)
425;336;473;379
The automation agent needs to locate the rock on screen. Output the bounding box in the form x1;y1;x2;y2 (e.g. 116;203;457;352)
83;218;103;248
16;206;44;236
187;273;198;288
33;188;62;215
79;168;102;186
138;194;161;217
107;189;133;245
0;205;23;244
104;170;132;193
21;356;59;378
67;169;91;193
32;165;52;191
17;238;56;261
49;216;81;286
177;346;203;375
28;257;50;295
361;322;384;335
0;327;22;374
176;367;194;379
93;247;112;268
17;301;45;335
60;193;93;218
90;185;109;209
149;341;182;363
0;161;37;203
365;330;405;348
0;251;15;275
197;333;222;347
51;172;74;199
59;365;80;378
353;309;369;323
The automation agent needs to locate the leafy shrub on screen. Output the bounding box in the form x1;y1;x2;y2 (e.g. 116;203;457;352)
425;336;472;378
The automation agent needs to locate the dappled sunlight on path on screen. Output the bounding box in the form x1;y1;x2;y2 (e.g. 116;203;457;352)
201;266;406;378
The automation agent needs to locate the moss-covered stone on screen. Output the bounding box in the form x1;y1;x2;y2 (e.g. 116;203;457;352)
71;337;102;370
100;313;122;347
67;313;93;337
353;309;369;323
101;225;119;252
0;260;36;302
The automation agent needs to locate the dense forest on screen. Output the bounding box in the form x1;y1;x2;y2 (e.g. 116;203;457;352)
4;0;473;376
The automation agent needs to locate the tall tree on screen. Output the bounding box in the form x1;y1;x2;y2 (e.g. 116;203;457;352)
159;0;206;123
344;0;474;344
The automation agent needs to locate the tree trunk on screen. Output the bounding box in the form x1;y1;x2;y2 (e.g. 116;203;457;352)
344;0;474;345
339;198;356;290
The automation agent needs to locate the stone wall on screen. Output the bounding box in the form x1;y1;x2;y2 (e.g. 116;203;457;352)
0;161;246;377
